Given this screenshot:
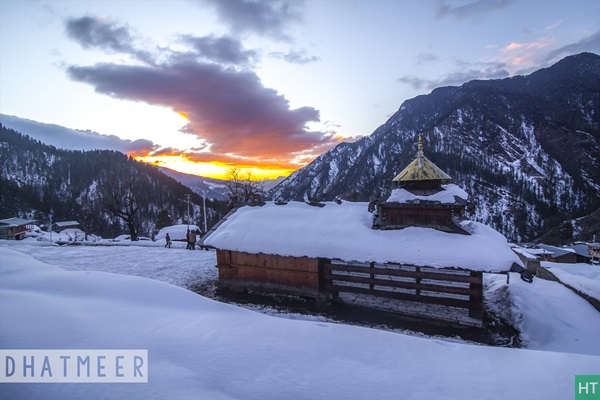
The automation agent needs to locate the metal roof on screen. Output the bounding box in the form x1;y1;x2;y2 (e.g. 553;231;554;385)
392;136;451;184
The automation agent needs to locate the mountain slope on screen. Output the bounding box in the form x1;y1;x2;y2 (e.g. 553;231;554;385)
272;53;600;243
158;167;231;201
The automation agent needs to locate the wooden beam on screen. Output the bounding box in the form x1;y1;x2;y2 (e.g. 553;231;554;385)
323;263;482;284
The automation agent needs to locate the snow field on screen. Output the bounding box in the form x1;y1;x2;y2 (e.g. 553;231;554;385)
1;246;599;400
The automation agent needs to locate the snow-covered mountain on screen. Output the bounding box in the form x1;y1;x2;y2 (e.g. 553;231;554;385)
272;53;600;243
158;167;230;201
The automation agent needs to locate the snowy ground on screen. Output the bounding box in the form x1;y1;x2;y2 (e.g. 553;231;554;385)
541;261;600;301
1;239;599;399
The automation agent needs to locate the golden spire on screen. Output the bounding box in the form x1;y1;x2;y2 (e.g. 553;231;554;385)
417;135;424;169
392;133;452;186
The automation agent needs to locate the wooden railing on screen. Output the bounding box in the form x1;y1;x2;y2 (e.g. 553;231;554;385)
321;260;483;319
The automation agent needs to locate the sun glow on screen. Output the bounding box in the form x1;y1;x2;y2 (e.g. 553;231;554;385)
135;154;296;180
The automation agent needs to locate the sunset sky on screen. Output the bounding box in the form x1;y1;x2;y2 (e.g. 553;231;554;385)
1;0;599;179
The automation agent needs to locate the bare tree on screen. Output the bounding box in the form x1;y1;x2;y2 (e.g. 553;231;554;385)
226;166;264;203
102;172;142;241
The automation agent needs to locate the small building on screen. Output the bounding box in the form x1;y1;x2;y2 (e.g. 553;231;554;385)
588;242;600;264
52;221;80;232
0;218;36;240
536;243;590;263
203;137;521;326
511;246;541;274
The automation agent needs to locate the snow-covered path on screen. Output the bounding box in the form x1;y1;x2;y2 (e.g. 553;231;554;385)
0;239;218;289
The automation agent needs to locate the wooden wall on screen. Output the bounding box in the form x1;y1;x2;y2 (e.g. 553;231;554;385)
216;249;486;325
216;249;321;296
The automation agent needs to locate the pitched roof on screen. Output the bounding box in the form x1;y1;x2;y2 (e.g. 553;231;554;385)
537;244;576;258
392;136;451;184
0;217;36;227
203;201;520;273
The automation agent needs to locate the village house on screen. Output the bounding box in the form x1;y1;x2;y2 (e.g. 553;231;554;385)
589;241;600;264
202;137;521;326
52;221;80;232
534;243;591;264
0;217;36;240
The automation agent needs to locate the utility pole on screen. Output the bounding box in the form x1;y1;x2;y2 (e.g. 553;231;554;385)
202;190;208;233
184;194;191;230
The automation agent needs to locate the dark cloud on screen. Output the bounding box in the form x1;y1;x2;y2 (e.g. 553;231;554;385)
179;34;259;66
543;30;600;64
66;59;341;163
65;16;153;64
198;0;304;41
435;0;512;19
63;10;340;167
398;61;509;90
270;49;320;64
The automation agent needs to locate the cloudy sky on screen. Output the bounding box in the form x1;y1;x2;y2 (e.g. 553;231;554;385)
1;0;599;179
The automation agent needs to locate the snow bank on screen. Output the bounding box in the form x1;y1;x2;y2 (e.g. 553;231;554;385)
204;202;520;272
542;261;600;301
485;273;600;355
386;183;468;204
156;224;201;241
1;247;598;399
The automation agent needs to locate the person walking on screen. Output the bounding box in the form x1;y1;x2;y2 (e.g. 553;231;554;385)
185;229;191;250
189;229;197;250
165;233;172;248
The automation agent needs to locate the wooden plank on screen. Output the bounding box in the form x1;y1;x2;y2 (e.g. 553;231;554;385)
324;273;476;296
230;264;320;291
323;263;481;284
327;284;478;309
230;251;319;273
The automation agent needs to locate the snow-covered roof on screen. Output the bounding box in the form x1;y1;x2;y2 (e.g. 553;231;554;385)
512;247;540;260
568;244;591;258
386;184;468;204
521;248;552;256
203;202;520;273
537;244;577;258
53;220;79;227
0;217;36;227
156;224;201;241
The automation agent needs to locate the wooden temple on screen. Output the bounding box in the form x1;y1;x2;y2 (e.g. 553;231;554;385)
374;136;469;234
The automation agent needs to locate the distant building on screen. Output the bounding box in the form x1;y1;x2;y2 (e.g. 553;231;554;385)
535;243;591;264
511;247;541;274
588;242;600;264
0;217;36;240
52;221;80;232
202;136;521;327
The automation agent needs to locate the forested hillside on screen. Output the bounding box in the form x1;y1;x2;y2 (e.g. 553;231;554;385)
0;125;228;239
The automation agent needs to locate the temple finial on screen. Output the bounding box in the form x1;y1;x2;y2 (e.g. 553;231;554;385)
417;135;424;168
